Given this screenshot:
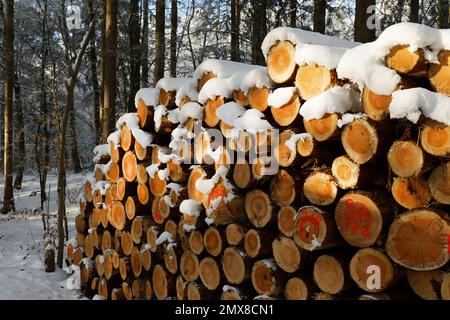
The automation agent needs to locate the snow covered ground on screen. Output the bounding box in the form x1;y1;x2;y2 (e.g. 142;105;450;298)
0;172;87;300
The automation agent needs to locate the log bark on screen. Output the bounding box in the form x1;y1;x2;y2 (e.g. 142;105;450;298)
386;209;450;270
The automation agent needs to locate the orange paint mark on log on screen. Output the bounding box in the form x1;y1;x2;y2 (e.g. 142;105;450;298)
208;186;227;207
343;199;373;239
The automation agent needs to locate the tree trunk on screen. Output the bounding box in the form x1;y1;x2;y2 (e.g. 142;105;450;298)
230;0;240;61
102;0;117;143
354;0;376;43
2;0;15;214
13;71;25;190
100;0;106;132
69;108;82;172
439;0;449;28
289;0;297;27
88;0;101;144
0;0;4;174
410;0;419;22
170;0;177;77
141;0;149;87
154;0;166;85
128;0;140;113
313;0;326;34
251;0;266;66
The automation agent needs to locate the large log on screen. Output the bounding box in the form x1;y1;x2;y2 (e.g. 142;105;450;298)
295;66;337;100
428;50;450;96
267;40;297;84
386;45;427;77
420;121;450;157
391;177;432;209
272;236;301;273
222;246;251;285
313;253;352;295
303;170;338;206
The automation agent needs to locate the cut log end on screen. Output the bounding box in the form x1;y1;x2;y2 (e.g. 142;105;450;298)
197;72;216;92
407;269;444;300
267;40;297;84
233;161;251;189
386;45;427;77
341;119;378;164
122;151;137;182
222;247;247;285
271;94;301;127
245;190;273;228
420;123;450;157
392;177;431;209
204;97;224;128
273;237;300;273
295;66;336;100
270;169;295;206
304;113;339;142
189;230;204;255
204;227;223;257
275;131;297;168
386;209;450;271
277;206;296;238
362;86;392;121
332;155;360;190
285;278;309;300
303;171;338;206
387;140;424;177
225;223;245;246
313;255;346;295
248;87;269;112
199;257;221;290
251;260;281;296
428;162;450;205
429;50;450;96
180;250;199;282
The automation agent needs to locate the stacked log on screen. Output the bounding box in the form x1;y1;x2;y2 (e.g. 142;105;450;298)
71;23;449;301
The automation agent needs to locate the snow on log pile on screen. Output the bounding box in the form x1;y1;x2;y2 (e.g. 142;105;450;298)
72;22;449;301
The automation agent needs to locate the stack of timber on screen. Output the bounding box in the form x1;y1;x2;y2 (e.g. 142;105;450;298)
70;22;450;301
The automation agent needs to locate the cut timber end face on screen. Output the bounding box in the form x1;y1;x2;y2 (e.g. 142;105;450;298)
251;260;280;296
267;41;297;83
149;173;167;197
122;151;137;182
233;161;251;189
428;50;450;96
271;94;301;127
295;66;337;100
386;45;427;77
428;162;450;205
110;201;126;231
180;250;199;282
285;277;308;300
137;183;151;205
152;264;168;300
304;113;339;142
349;248;395;293
270;170;296;206
204;97;224;128
303;172;338;206
248;87;270;112
386;209;450;271
197;72;216;92
341;119;378;164
313;255;346;295
225;223;245;246
159;89;175;107
420;123;450;157
391;177;431;209
332;155;360;190
233;90;248;106
334;192;384;248
296;134;314;157
222;247;247;285
164;248;178;275
189;230;204;255
277;206;296;237
135;141;150;161
274;131;297;168
245;190;273;228
121;231;134;256
120;124;134;152
441;273;450;300
188;168;208;204
244;229;262;258
387;140;424;177
204;227;223;257
272;237;300;273
176;275;186;300
199;257;221;290
407;269;444;300
362;86;392;121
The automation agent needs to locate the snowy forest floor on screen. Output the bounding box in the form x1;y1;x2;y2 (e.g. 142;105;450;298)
0;172;87;300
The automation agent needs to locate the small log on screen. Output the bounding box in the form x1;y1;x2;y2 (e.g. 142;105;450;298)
284;277;314;300
303;170;338;206
271;93;301;127
120;124;134;152
119;257;131;281
428;50;450;96
109;201;126;231
251;259;285;296
72;247;84;267
121;151;137;182
349;248;401;293
189;230;204;255
144;279;153;300
386;208;450;271
106;162;121;183
103;250;119;280
131;246;143;278
180;250;200;282
135;141;152;161
152;264;176;300
80;258;96;285
313;253;352;295
137;183;152;205
428;162;450;205
245;189;275;228
121;281;133;300
387;140;427;177
222;246;252;285
244;229;275;259
407;269;444;300
121;231;134;256
270;169;297;206
149;173;167;197
362;86;393;121
197;71;216;92
303;113;339;142
160;89;175;107
101;230;112;253
126;196;150;221
131;216;152;244
152;197;165;225
140;245;152;271
132;278;146;299
391;177;432;209
225;223;247;246
199;257;222;290
204;96;224;128
204;226;224;257
137;99;155;131
95;255;105;277
116;177;136;201
176;275;187;300
295;66;337;100
420;121;450;157
233;89;248;106
294;206;343;251
272;236;301;273
331;155;363;190
110;143;124;164
277;206;296;238
267;40;297;84
386;45;427;77
105;184;118;205
188;167;207;204
233;160;252;189
168;159;187;183
248;86;270;112
164;247;179;275
274;130;297;168
136;164;149;184
335;191;394;248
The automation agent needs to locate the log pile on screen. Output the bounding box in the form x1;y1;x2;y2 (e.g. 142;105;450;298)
71;23;449;300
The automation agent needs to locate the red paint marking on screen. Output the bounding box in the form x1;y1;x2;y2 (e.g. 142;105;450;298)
208;186;227;207
86;182;92;194
342;199;373;239
154;213;163;223
298;208;322;240
448;235;450;255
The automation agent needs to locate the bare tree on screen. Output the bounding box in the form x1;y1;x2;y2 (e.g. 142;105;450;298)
170;0;178;77
439;0;449;28
231;0;240;61
141;0;149;86
154;0;166;85
56;7;97;268
13;68;25;189
102;0;118;143
100;0;106;132
314;0;326;34
289;0;297;27
2;0;15;214
354;0;376;42
410;0;420;22
251;0;267;66
128;0;140;112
